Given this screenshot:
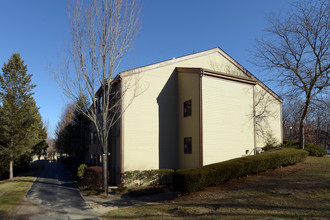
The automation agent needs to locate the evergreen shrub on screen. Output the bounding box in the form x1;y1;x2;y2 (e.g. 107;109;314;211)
304;144;327;157
77;164;87;180
173;148;308;193
0;156;8;180
123;169;174;188
281;141;327;157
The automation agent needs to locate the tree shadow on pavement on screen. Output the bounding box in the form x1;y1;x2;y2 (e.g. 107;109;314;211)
19;160;49;178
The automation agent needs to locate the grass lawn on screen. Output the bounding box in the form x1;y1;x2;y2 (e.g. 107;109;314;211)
103;156;330;219
0;160;47;218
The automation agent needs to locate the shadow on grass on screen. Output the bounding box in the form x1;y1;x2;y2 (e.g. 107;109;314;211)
104;157;330;219
0;160;48;184
121;186;178;204
18;160;49;178
170;201;330;213
10;178;35;183
0;211;7;219
105;201;330;219
106;212;328;220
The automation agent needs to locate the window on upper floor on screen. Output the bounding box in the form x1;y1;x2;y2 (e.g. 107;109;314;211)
184;100;192;117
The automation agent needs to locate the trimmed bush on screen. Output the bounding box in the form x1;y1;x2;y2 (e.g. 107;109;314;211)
84;166;103;188
173;148;308;193
123;169;174;188
281;141;327;157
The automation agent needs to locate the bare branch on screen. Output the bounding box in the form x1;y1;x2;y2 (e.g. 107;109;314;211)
252;0;329;148
53;0;141;194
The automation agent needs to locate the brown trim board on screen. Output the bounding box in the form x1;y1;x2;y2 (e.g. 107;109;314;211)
280;103;283;143
120;79;124;183
253;86;257;154
176;67;257;85
199;70;203;167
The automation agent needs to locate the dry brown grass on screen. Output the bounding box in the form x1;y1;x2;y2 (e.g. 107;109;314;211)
103;156;330;219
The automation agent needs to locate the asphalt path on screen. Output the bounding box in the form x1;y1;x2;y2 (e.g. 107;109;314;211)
23;161;99;220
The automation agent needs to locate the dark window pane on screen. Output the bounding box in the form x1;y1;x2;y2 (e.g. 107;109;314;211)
184;100;192;117
184;137;192;154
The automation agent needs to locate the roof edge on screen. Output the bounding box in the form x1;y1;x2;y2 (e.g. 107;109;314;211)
119;47;283;103
176;67;257;85
120;48;220;77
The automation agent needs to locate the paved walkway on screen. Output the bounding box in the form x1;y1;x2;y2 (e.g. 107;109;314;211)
13;162;99;220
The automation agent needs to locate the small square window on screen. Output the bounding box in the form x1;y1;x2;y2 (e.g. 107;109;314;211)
184;100;192;117
184;137;192;154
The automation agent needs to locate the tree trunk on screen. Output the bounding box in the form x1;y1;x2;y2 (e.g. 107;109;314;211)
9;150;14;179
9;159;13;179
299;121;305;149
102;153;108;196
299;95;312;149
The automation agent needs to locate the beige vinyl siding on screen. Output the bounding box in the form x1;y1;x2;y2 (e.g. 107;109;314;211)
202;76;254;165
178;71;200;169
121;51;249;172
254;85;282;148
207;53;245;77
121;68;176;171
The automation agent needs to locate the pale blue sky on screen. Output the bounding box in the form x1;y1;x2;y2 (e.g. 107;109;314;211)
0;0;293;137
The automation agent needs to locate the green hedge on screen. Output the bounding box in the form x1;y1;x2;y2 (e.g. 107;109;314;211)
281;141;327;157
123;169;174;188
173;148;308;193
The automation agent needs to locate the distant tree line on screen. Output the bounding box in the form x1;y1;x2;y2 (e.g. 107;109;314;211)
0;53;48;179
54;95;90;166
283;98;329;149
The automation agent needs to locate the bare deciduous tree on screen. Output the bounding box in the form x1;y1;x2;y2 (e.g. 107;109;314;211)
282;99;303;141
311;97;330;148
53;0;141;195
282;97;329;148
253;0;329;149
254;89;279;145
